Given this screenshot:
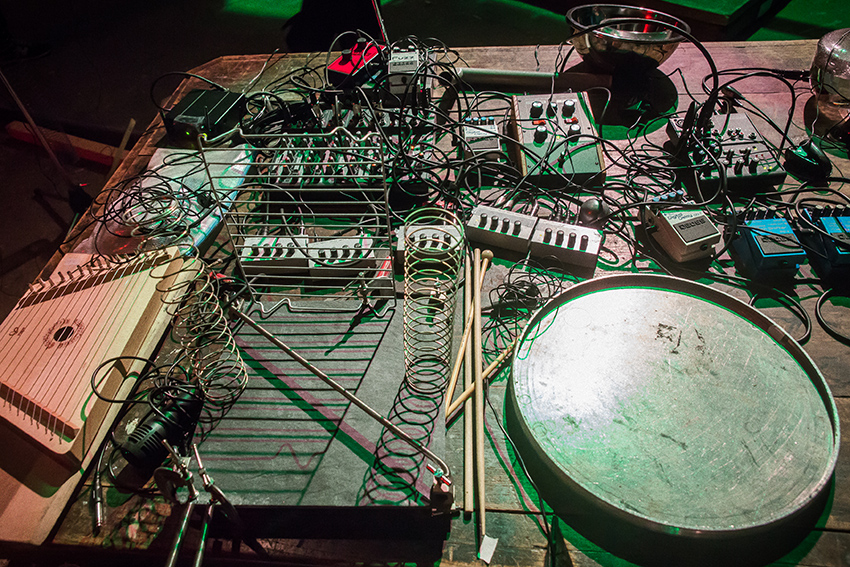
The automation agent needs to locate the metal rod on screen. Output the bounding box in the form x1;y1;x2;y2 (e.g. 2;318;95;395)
192;504;214;567
0;66;75;189
370;0;389;44
107;117;136;179
463;252;474;514
473;248;486;537
165;502;195;567
232;307;452;483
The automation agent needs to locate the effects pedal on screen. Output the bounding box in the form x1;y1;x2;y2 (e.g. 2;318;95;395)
327;37;387;88
306;236;378;278
395;224;464;264
508;93;605;188
668;112;786;194
644;191;721;263
460;117;501;157
384;46;429;107
797;205;850;278
465;206;536;254
529;216;601;268
730;207;806;278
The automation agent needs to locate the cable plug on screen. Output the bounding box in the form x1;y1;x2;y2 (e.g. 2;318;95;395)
772;69;811;81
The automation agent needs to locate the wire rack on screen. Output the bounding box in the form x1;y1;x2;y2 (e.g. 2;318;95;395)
200;128;394;306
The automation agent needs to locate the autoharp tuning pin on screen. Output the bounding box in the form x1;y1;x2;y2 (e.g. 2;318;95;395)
27;280;44;294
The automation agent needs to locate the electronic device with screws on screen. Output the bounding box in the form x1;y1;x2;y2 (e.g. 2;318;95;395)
327;37;388;88
797;204;850;279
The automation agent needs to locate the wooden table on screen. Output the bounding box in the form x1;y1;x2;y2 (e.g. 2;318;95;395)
4;39;850;566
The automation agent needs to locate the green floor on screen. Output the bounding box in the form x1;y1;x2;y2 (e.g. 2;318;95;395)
219;0;850;43
748;0;849;40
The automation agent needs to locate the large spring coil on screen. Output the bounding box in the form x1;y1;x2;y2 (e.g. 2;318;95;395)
154;261;248;435
402;208;465;396
86;165;249;436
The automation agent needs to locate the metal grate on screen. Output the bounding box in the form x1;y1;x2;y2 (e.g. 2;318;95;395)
200;128;395;307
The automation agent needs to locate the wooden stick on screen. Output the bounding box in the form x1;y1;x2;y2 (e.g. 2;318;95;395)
107;118;136;179
446;338;518;419
463;252;474;514
473;248;486;537
445;250;493;415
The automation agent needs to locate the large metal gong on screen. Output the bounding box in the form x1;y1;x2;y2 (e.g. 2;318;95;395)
509;274;839;539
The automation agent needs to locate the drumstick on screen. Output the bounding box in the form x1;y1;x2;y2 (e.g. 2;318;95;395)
445;338;518;419
445;250;493;415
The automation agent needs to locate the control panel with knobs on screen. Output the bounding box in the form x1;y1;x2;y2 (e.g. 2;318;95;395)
667;112;786;194
508;93;605;188
465;204;601;270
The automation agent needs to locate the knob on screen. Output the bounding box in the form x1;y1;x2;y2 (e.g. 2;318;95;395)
569;123;581;136
534;125;548;143
547;101;557;117
562;99;576;117
530;101;544;118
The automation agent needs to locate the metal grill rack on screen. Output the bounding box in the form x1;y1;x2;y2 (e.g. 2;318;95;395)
200;128;395;306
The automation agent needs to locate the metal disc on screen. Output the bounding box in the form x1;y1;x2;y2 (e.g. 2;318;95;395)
510;274;839;537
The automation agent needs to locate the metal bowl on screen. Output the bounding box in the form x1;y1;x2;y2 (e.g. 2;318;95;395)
566;4;691;72
811;28;850;105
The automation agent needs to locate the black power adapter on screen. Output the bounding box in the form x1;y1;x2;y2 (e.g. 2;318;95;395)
163;88;245;144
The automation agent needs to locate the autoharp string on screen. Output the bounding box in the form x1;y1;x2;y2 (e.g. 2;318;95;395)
0;252;162;440
48;254;151;436
52;253;165;436
29;257;122;431
14;254;142;439
0;257;116;426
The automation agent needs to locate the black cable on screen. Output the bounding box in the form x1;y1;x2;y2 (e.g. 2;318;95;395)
149;72;227;113
815;288;850;345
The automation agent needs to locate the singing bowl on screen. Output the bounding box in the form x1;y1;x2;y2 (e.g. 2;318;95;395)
566;4;691;72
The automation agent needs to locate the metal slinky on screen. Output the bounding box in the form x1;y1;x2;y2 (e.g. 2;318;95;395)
402;208;465;396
